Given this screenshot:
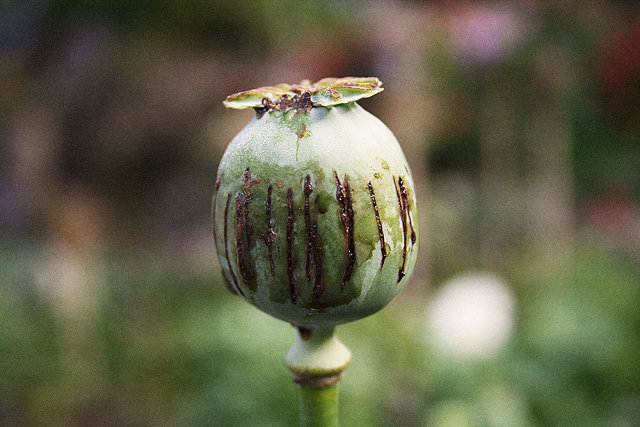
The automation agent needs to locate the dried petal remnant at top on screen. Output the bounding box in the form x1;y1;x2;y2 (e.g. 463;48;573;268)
255;92;313;118
223;77;384;112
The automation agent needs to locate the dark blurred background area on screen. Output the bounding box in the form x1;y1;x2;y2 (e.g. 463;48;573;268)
1;1;639;426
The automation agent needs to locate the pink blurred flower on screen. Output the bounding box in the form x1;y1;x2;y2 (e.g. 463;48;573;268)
449;4;525;66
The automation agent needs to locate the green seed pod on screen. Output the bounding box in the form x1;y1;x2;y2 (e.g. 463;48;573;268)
213;77;418;327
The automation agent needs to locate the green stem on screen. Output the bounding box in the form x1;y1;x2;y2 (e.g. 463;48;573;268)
296;383;338;427
285;326;352;427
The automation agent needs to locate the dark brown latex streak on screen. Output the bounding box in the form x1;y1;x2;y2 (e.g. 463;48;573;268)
334;172;356;290
224;193;244;297
235;195;252;282
215;174;235;295
394;176;408;282
303;175;324;296
263;184;276;278
398;177;416;245
311;199;324;297
241;168;261;246
286;188;297;304
304;176;314;282
368;181;387;269
235;169;260;283
212;173;223;246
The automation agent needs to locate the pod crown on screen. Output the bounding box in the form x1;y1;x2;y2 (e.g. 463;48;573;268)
223;77;383;112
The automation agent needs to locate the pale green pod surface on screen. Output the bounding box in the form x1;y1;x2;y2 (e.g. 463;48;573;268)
213;78;419;327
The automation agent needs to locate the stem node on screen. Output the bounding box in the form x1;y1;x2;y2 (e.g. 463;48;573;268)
285;326;351;426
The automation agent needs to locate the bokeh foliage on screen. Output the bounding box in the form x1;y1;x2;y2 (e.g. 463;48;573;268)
1;0;639;425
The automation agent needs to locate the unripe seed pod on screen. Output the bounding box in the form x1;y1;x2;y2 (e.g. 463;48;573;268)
213;77;419;327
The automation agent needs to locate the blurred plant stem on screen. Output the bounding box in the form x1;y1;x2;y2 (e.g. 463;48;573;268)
285;326;351;426
296;384;339;427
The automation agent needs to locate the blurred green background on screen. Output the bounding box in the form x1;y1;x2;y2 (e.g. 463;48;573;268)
1;1;640;426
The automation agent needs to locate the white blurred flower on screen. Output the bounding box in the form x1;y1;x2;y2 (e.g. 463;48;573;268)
426;272;515;359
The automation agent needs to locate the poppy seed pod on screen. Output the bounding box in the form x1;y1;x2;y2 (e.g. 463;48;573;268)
213;77;418;327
